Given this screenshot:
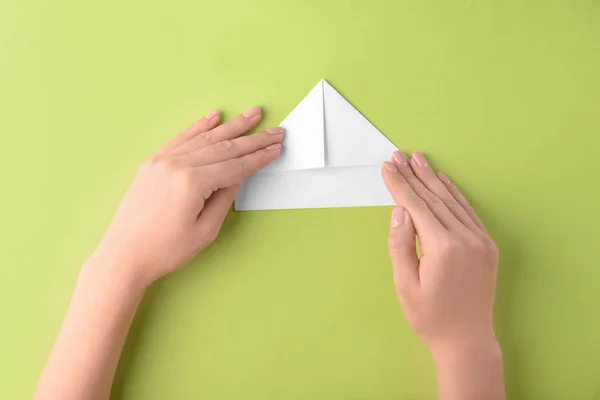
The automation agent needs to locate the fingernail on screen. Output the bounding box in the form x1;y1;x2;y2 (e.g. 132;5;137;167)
266;143;281;151
437;172;450;184
242;106;261;118
392;150;409;165
205;109;220;120
267;127;284;135
391;207;405;227
383;161;397;172
412;152;428;167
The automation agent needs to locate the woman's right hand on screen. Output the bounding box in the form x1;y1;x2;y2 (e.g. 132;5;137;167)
381;151;504;400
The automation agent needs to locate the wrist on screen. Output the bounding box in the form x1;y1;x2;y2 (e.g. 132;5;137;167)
428;336;503;377
428;337;505;400
81;253;149;300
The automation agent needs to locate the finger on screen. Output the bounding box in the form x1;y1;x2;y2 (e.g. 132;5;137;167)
404;152;482;233
195;185;238;246
382;162;445;236
157;110;221;156
181;127;284;167
390;151;465;232
171;106;262;156
437;172;488;233
388;206;420;297
201;144;281;190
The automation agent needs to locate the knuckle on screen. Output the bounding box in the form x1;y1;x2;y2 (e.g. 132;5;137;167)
388;230;413;252
230;157;246;175
466;236;488;254
254;132;271;146
441;196;461;211
429;193;443;206
467;208;479;221
216;139;235;153
437;236;462;255
199;131;213;144
486;239;500;261
248;150;269;171
174;168;193;186
468;235;499;264
227;116;251;134
163;160;179;174
145;156;176;174
146;155;161;166
462;200;474;212
412;196;430;213
256;148;272;162
405;177;438;204
405;176;421;189
421;189;442;206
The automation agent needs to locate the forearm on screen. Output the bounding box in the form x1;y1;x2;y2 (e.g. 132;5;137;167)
431;339;505;400
35;257;145;400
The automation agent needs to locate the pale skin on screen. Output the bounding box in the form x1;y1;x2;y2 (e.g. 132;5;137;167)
34;106;504;400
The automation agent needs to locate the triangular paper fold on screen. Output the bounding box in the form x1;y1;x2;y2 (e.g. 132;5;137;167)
264;80;397;171
235;79;397;211
265;81;325;171
323;81;397;168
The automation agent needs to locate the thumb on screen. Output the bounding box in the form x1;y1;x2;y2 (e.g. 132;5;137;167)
195;185;238;246
388;207;420;295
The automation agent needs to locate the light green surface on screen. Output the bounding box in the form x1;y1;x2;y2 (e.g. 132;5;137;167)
1;0;600;399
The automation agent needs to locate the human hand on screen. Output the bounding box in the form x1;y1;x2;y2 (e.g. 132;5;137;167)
381;151;503;399
382;151;498;348
90;106;283;289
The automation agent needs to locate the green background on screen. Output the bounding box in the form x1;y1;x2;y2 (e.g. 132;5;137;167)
1;0;599;398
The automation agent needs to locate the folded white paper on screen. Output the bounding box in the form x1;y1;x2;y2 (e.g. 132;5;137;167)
235;79;397;211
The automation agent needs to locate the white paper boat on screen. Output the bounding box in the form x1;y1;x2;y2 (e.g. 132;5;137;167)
235;79;397;210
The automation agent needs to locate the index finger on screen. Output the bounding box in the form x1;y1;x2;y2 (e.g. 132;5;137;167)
180;128;284;167
201;144;281;190
157;110;221;156
382;162;445;237
171;106;263;156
